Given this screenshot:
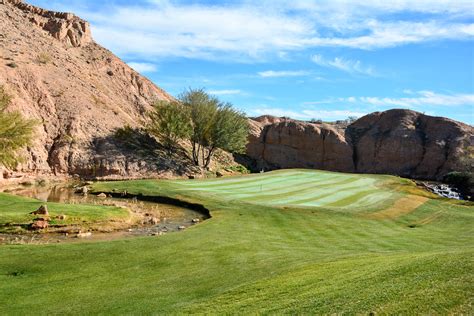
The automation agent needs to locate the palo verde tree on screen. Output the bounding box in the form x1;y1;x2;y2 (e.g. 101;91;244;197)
0;85;36;168
147;100;191;155
179;88;249;169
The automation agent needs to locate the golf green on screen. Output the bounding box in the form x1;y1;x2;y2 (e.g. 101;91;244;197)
0;169;472;314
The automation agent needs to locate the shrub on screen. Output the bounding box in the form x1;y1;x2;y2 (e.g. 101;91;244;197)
37;52;51;64
444;171;474;200
147;101;191;155
0;85;36;168
179;89;249;169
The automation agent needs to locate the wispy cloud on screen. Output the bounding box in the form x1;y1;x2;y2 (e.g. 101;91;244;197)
359;91;474;107
208;89;242;95
127;62;158;73
304;91;474;108
53;0;474;61
311;55;375;76
258;70;310;78
249;107;366;120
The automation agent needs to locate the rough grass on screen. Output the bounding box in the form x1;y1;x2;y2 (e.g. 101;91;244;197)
0;169;472;314
0;192;130;233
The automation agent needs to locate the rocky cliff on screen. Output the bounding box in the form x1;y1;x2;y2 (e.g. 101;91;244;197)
247;109;473;180
0;0;175;179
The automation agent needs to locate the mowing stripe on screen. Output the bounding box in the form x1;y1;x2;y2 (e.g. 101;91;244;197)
368;195;428;219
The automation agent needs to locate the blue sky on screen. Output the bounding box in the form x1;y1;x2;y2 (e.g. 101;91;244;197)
29;0;474;124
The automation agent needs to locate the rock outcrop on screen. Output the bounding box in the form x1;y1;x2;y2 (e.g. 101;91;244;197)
247;109;473;180
0;0;175;179
2;0;92;47
248;117;353;172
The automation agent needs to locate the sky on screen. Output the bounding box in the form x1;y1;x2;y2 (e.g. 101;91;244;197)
29;0;474;124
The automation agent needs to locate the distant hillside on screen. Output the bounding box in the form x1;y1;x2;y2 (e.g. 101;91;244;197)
0;0;177;179
247;109;473;180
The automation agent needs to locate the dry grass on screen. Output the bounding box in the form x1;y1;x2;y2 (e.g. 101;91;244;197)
367;195;428;219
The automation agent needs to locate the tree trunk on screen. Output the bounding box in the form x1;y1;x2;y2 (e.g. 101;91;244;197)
204;147;215;169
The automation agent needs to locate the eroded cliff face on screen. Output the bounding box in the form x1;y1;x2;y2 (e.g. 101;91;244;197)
0;0;174;178
345;109;473;179
247;110;473;180
248;117;354;172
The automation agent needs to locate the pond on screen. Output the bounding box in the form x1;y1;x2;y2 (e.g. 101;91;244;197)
0;182;208;244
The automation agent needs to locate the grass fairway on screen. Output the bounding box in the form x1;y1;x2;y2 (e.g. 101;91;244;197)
0;169;473;314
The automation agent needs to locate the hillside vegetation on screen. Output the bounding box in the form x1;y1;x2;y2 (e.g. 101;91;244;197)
0;169;472;314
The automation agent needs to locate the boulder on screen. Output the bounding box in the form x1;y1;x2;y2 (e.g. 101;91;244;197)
31;219;48;230
30;205;49;215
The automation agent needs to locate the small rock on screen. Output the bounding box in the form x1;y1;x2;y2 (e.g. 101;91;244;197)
107;70;114;76
192;218;200;223
178;225;186;230
127;229;133;232
56;214;67;220
31;219;48;230
77;232;92;238
97;193;107;198
30;205;49;215
149;217;160;225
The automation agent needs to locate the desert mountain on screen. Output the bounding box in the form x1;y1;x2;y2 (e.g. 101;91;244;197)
1;1;472;182
0;0;174;179
247;109;473;180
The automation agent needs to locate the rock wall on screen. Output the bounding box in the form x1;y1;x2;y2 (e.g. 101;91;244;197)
247;109;473;180
248;117;353;172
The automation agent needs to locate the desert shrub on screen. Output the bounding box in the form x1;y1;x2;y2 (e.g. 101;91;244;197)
147;101;191;155
226;165;250;174
0;85;36;168
37;52;51;64
180;89;249;169
444;171;474;200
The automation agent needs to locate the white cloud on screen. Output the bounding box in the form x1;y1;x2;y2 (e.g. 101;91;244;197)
311;54;375;75
127;62;158;73
258;70;310;78
304;91;474;108
208;89;242;95
64;0;474;61
359;91;474;107
249;107;366;120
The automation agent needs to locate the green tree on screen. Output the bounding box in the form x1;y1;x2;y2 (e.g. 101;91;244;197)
179;89;249;169
0;86;36;168
147;100;191;155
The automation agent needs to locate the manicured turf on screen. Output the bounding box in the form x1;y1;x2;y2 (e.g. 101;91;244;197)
0;192;130;233
0;169;472;314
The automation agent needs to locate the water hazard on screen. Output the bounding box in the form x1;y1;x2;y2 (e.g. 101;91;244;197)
0;182;208;244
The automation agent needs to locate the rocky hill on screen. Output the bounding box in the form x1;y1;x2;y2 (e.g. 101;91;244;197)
0;0;176;179
247;109;473;180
